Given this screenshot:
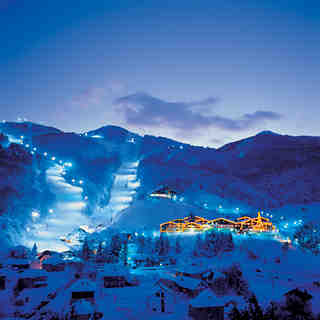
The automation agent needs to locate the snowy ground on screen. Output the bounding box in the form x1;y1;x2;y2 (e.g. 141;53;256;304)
92;160;140;226
22;164;89;252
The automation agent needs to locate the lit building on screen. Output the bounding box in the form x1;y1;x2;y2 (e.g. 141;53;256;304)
150;187;177;200
160;212;275;233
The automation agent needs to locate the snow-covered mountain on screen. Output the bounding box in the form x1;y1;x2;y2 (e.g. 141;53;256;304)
1;121;320;250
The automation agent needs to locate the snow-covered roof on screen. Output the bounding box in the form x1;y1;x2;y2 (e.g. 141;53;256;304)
174;264;211;275
73;299;94;314
42;255;65;265
6;258;30;265
63;256;84;263
190;290;246;308
176;275;201;290
160;274;201;290
190;290;224;307
70;279;96;292
15;268;47;278
101;264;129;277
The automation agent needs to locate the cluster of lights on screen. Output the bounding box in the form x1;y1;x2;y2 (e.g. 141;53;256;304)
31;211;40;218
17;138;87;190
283;219;303;230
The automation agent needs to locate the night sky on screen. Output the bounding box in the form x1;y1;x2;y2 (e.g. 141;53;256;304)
1;0;319;147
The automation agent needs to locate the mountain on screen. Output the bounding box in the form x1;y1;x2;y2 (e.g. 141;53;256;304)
0;122;320;249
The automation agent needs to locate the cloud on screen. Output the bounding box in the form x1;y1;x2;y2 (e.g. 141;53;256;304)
113;92;282;132
210;138;225;145
71;82;128;109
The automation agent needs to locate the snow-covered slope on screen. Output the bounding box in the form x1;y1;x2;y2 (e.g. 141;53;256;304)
1;121;320;251
23;164;90;252
92;160;140;225
112;198;212;231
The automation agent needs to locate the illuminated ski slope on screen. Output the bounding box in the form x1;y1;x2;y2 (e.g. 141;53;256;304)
93;160;140;225
24;164;89;252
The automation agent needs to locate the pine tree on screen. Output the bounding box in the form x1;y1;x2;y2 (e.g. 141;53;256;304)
96;242;104;262
193;233;203;257
103;244;113;263
31;243;38;258
155;233;170;256
225;232;234;252
82;239;91;261
137;234;145;254
110;234;122;263
175;237;182;254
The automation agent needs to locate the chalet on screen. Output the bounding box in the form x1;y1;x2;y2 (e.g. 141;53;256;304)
150;186;177;200
284;288;313;310
71;299;95;320
158;274;203;298
189;290;225;320
160;212;275;233
70;279;96;304
64;257;85;273
13;269;48;295
174;265;214;281
101;264;133;288
6;258;30;270
148;282;178;314
189;290;246;320
42;255;66;272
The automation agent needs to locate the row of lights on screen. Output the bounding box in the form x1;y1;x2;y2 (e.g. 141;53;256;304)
17;136;90;222
21;137;88;189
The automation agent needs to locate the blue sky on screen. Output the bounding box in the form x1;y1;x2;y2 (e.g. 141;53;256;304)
0;0;319;146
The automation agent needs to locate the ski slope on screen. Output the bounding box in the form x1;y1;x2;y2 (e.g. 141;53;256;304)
93;160;140;226
24;164;89;252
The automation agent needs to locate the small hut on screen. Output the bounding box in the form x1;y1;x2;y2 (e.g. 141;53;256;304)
101;264;132;288
189;290;225;320
70;279;96;304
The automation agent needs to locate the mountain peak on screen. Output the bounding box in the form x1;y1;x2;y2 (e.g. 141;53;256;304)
256;130;280;136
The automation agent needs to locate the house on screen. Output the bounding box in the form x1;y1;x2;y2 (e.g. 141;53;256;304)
158;274;203;298
101;264;134;288
70;299;95;320
189;290;225;320
6;258;30;270
189;289;247;320
14;269;48;295
42;255;66;272
70;279;96;304
150;186;177;200
284;288;313;313
174;265;214;281
64;256;85;273
148;282;178;314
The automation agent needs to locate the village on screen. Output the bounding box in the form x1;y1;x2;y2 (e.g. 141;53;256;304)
0;243;243;320
1;213;320;320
